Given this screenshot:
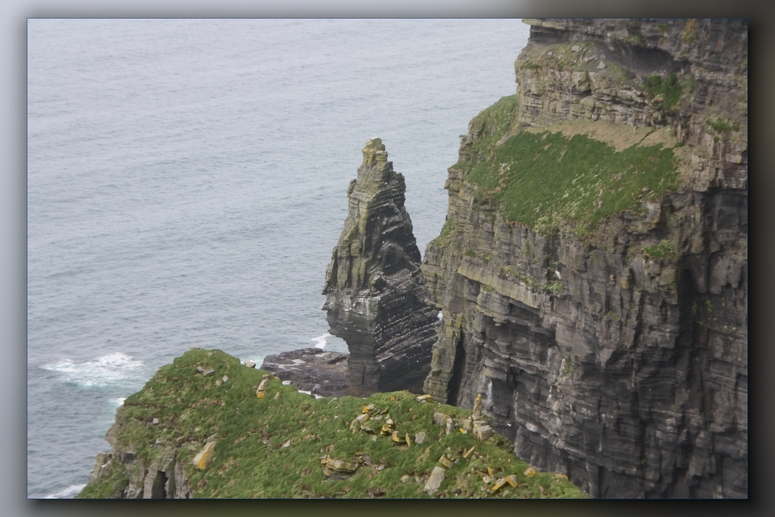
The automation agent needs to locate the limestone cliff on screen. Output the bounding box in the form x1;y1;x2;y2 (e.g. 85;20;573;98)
322;139;438;394
422;19;747;498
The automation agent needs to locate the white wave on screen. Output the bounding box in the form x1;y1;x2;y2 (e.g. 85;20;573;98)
113;397;126;407
241;356;264;368
44;483;87;499
41;352;144;388
311;333;330;349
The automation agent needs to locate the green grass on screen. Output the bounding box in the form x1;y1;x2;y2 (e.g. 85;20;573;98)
643;73;683;108
454;128;679;236
707;116;740;132
642;239;678;260
430;218;455;247
79;349;586;499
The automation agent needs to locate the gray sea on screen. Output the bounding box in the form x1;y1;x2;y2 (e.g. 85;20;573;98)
27;18;529;498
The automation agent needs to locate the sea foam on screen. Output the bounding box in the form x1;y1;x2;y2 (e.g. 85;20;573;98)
41;352;145;388
44;484;87;499
311;333;330;349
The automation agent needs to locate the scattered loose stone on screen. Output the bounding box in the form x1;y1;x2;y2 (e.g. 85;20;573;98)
192;441;217;470
524;467;537;477
472;394;483;420
222;375;228;383
433;411;449;426
321;456;359;477
598;60;606;69
492;478;507;493
202;367;215;377
400;474;411;484
243;361;256;368
506;474;518;488
463;445;476;459
416;394;432;403
571;44;581;52
438;456;453;469
424;466;446;495
415;431;426;444
281;439;291;448
474;423;493;441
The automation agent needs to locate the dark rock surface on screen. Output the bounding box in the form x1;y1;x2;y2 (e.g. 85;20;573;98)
260;348;351;398
322;138;439;395
422;19;747;498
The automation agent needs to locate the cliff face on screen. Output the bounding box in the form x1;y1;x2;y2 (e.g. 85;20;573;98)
422;19;747;498
322;139;438;394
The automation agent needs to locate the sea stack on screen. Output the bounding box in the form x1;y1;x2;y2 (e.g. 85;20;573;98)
322;138;438;395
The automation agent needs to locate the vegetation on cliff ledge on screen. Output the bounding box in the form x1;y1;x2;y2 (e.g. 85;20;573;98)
453;96;680;236
79;348;586;499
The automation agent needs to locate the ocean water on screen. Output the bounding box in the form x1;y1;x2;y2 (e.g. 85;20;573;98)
27;18;529;498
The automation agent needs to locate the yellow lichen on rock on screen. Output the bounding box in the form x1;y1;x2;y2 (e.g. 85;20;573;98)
192;441;217;470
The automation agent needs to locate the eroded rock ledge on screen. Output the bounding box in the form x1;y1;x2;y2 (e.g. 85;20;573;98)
322;138;438;395
260;348;351;398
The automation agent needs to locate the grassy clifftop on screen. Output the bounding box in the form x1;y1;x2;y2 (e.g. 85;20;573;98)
453;95;682;237
78;348;586;499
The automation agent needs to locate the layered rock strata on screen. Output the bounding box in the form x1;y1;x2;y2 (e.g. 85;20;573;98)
260;348;351;398
322;138;438;395
86;420;192;499
422;19;747;498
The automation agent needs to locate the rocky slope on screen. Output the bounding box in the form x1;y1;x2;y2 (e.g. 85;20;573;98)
78;348;586;499
322;138;439;395
422;19;747;498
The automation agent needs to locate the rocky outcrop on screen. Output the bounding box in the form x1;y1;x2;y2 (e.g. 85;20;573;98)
422;19;746;498
260;348;351;398
85;424;191;499
322;138;439;395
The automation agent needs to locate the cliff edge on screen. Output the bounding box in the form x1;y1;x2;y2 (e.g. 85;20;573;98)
422;19;747;498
